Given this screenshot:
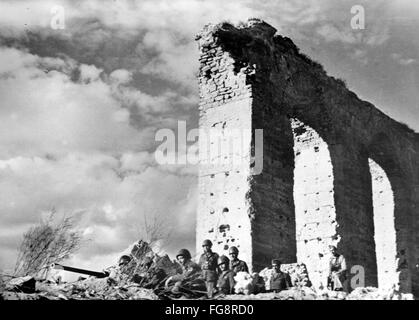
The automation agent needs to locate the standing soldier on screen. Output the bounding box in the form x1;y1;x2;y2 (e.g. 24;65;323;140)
216;255;236;295
269;259;292;293
228;246;249;274
327;245;347;292
199;239;219;298
165;249;201;294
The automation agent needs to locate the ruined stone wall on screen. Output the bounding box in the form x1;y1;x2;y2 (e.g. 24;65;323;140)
196;30;254;267
196;19;419;294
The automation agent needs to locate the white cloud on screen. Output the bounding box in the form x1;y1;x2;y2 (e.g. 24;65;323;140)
0;47;153;158
391;53;417;66
0;45;199;272
0;151;197;271
109;69;132;85
1;0;419;275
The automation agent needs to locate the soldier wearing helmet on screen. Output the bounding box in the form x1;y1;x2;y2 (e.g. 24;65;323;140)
327;245;347;292
198;239;219;298
269;259;292;292
228;246;249;274
106;254;133;285
216;255;236;295
164;248;201;294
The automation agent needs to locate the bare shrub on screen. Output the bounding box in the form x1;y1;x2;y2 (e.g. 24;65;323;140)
135;210;173;252
13;211;83;278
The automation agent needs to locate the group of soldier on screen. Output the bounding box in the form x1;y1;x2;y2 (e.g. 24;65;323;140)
164;239;296;298
165;241;348;297
108;239;348;298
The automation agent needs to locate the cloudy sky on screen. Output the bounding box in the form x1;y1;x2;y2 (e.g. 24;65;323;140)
0;0;418;275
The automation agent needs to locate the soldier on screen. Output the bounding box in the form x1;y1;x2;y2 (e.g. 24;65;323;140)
269;259;292;293
106;255;132;285
228;246;249;274
216;255;236;295
165;249;201;294
198;239;219;298
327;245;347;292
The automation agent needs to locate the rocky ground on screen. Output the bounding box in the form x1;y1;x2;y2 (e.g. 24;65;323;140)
0;241;414;300
1;279;414;300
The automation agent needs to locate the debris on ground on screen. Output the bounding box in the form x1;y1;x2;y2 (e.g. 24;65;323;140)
4;276;36;294
0;241;415;300
221;286;413;300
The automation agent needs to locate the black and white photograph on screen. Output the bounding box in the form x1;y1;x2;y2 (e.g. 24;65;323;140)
0;0;418;310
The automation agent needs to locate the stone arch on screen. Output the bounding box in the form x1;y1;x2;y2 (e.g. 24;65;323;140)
196;19;419;293
369;158;397;289
291;118;337;289
367;132;414;292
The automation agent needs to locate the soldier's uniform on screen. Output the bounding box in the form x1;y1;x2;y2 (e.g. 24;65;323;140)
173;260;201;281
199;251;219;280
217;270;236;294
328;254;347;291
169;249;202;294
199;239;219;298
228;246;249;275
216;255;235;295
269;271;292;292
230;260;249;274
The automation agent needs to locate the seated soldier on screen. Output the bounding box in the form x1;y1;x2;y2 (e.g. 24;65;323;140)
228;246;249;274
251;272;266;294
269;259;292;293
327;245;347;292
165;249;201;294
216;255;236;295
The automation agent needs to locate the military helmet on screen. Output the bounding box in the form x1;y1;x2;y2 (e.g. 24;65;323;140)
176;248;191;260
118;255;132;266
202;239;213;247
271;259;281;266
229;246;239;254
218;255;230;266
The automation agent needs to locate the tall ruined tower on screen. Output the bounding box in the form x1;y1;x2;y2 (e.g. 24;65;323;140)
196;19;419;294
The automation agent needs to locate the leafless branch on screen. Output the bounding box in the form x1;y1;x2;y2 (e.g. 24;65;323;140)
13;211;83;279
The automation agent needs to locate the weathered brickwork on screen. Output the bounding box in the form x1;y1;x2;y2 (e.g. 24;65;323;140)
196;19;419;294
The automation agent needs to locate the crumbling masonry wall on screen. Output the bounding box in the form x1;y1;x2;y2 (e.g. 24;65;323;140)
196;19;419;294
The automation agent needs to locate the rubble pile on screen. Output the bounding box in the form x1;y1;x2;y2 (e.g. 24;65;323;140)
0;241;415;300
1;240;177;300
2;277;159;300
222;286;414;300
346;287;414;300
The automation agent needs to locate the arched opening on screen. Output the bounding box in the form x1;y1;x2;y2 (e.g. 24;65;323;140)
369;158;397;289
291;118;337;289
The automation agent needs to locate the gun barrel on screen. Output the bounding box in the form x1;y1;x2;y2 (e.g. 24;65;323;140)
51;263;109;278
